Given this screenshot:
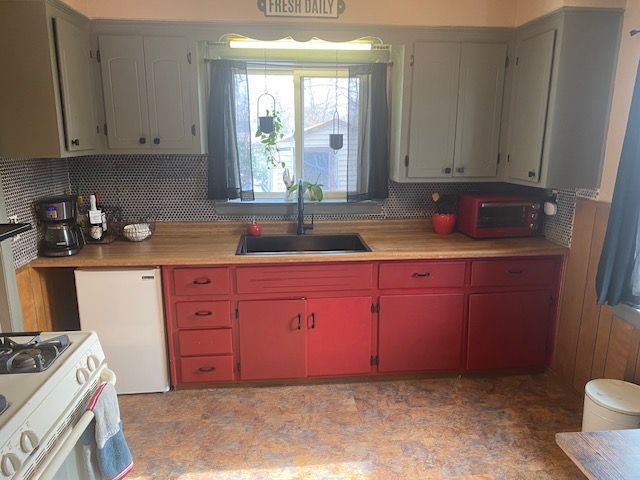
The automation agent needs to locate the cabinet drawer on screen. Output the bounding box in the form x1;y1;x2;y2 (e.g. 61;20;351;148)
173;267;230;296
236;263;374;294
176;301;231;329
180;355;234;383
471;259;557;287
379;262;466;289
178;329;232;356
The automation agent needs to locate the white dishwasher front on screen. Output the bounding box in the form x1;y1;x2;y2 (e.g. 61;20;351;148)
75;267;170;394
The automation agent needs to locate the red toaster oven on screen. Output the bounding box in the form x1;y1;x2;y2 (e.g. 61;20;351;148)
457;193;542;238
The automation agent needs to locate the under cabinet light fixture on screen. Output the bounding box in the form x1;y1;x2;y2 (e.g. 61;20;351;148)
228;38;373;51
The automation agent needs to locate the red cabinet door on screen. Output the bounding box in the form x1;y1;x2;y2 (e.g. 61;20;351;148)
467;291;551;370
307;297;372;377
238;299;306;380
378;294;464;373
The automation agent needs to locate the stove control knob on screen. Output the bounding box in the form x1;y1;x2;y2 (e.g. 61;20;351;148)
86;355;99;372
20;430;39;453
1;453;20;477
76;367;90;385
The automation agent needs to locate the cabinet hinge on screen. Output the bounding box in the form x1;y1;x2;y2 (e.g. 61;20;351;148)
191;124;196;136
410;54;414;67
187;52;192;64
370;355;379;366
404;155;409;167
505;56;510;68
96;49;101;63
103;123;108;136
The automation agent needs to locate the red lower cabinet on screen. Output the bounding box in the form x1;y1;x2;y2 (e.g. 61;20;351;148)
378;294;465;373
307;297;372;377
238;299;307;380
467;291;551;370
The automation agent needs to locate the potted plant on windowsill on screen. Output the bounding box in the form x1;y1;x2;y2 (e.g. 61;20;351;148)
431;192;458;235
286;176;324;202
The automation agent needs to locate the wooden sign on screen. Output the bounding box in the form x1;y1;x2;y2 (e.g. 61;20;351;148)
257;0;346;19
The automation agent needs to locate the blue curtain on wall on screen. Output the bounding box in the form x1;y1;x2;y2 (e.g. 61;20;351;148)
207;60;255;201
596;62;640;306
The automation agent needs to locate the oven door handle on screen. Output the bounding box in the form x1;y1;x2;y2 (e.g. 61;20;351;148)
479;202;536;208
37;410;95;480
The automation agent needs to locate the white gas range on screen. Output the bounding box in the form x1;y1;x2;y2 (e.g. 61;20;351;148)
0;332;112;480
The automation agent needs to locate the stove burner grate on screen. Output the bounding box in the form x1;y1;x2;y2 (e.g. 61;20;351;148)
0;333;71;374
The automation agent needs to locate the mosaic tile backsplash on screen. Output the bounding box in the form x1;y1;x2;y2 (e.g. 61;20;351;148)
0;154;589;268
0;157;70;268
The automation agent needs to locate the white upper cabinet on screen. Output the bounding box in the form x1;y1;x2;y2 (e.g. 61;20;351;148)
0;1;99;158
398;40;507;182
407;42;461;179
144;37;194;150
54;17;99;153
506;30;555;184
506;9;622;189
454;43;507;178
99;35;197;152
99;35;150;149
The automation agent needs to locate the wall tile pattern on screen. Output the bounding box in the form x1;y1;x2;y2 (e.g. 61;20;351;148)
0;157;70;268
0;154;586;267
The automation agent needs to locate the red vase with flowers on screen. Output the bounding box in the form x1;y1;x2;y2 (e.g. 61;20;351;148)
431;193;458;235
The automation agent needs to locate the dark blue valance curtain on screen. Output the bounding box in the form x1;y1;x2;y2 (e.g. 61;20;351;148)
207;60;255;201
596;62;640;307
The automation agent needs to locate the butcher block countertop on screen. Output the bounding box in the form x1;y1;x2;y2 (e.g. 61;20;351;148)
30;220;567;268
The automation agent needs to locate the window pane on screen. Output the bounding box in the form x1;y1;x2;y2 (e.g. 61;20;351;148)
302;76;349;194
248;73;295;195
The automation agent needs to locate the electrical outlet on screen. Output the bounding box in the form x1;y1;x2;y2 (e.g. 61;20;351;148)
8;215;21;242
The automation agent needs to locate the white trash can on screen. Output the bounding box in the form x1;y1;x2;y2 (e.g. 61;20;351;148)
582;379;640;432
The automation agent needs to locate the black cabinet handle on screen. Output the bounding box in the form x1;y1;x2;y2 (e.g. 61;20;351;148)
297;314;302;330
412;272;431;278
456;167;465;174
198;367;216;373
194;310;213;317
443;167;452;174
528;170;536;178
508;269;524;275
193;278;212;285
154;137;160;145
139;137;146;144
309;313;316;329
71;138;80;146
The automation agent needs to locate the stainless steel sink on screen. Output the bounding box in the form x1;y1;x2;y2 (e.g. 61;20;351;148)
236;234;371;255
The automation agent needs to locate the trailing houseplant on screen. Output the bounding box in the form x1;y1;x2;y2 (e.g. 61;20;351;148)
255;109;285;169
431;192;458;235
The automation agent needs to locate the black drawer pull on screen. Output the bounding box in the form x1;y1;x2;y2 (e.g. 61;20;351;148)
139;137;146;144
296;314;302;330
154;137;160;145
193;278;212;285
71;138;80;146
508;269;524;275
412;272;431;278
198;367;216;373
194;310;213;317
309;313;316;329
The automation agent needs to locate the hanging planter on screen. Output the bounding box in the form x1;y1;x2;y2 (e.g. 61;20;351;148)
257;92;276;134
329;111;344;151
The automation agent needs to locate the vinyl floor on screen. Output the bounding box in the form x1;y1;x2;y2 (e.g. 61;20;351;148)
118;374;585;480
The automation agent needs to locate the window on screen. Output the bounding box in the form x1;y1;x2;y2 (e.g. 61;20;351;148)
246;68;352;199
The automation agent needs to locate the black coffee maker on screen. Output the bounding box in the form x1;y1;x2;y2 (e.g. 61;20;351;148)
39;196;85;257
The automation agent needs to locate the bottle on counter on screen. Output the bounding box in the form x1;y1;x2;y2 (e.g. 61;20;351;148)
94;192;108;233
88;194;103;241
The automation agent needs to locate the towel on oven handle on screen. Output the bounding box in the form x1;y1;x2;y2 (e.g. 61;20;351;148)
82;382;134;480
